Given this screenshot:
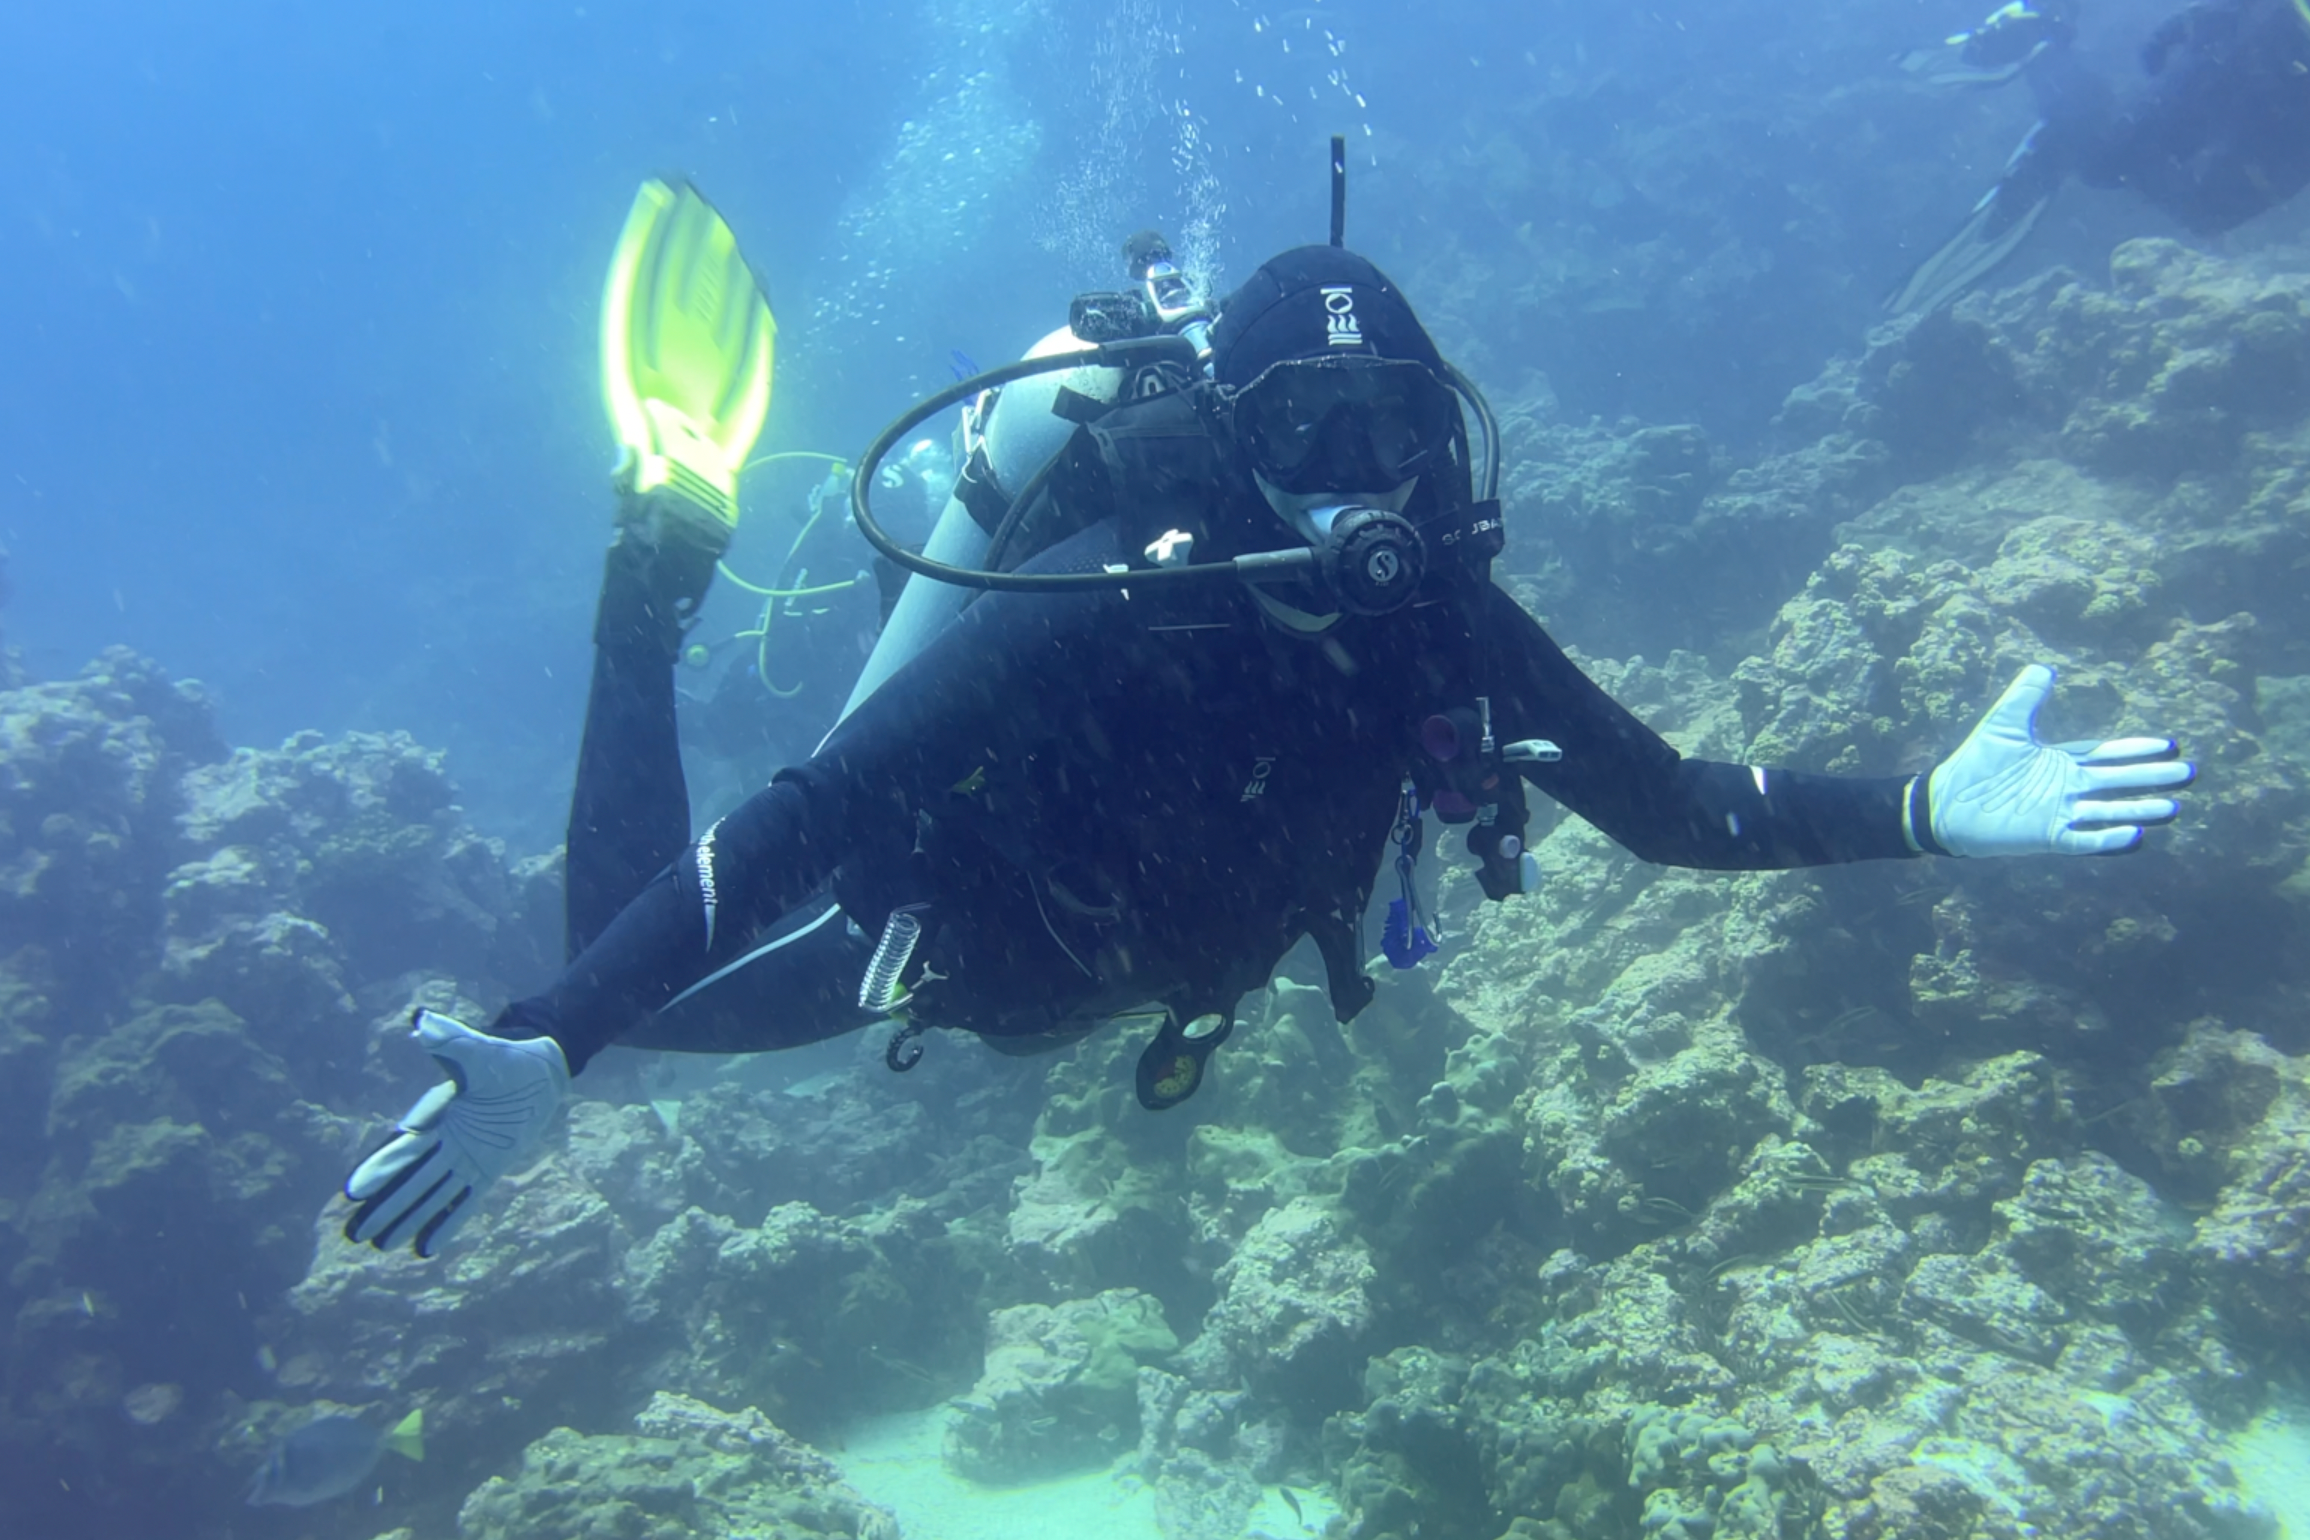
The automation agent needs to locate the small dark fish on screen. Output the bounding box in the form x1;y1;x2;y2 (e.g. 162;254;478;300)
949;349;980;381
1280;1485;1306;1525
246;1409;423;1507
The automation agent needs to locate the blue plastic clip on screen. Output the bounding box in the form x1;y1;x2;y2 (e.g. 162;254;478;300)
1383;778;1439;969
1383;897;1438;969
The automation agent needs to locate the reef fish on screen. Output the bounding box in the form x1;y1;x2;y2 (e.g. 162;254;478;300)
122;1383;182;1425
246;1409;423;1507
780;1070;851;1100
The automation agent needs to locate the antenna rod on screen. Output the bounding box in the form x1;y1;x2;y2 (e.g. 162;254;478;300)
1329;134;1347;247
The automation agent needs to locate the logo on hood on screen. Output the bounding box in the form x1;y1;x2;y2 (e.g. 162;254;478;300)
1321;285;1362;348
1240;755;1278;801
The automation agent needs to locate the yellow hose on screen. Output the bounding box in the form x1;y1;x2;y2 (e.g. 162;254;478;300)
759;596;804;699
715;564;866;600
720;450;867;697
743;449;850;474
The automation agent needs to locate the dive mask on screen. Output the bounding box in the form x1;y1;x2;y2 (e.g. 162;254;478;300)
1227;355;1457;496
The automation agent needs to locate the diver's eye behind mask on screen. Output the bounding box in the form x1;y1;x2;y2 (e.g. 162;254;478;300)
1227;356;1456;495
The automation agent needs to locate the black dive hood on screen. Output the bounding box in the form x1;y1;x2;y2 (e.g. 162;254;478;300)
846;138;1502;609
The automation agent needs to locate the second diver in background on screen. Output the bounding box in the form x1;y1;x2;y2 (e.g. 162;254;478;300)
685;450;947;777
1892;0;2310;314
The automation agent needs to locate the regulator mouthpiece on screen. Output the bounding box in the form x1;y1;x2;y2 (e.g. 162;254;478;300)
1314;506;1425;616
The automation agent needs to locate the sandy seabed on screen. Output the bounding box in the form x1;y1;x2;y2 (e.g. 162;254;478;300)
836;1404;1345;1540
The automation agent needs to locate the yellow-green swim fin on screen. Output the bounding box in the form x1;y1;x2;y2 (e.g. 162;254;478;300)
600;177;776;535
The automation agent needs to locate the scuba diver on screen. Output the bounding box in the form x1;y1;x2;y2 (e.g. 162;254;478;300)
1890;0;2310;314
344;166;2198;1258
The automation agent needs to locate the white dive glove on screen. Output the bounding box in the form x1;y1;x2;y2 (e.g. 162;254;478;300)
1913;664;2196;858
343;1009;569;1257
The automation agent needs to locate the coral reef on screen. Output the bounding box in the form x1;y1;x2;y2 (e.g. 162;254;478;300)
457;1391;898;1540
0;665;558;1530
942;1287;1176;1480
5;236;2308;1540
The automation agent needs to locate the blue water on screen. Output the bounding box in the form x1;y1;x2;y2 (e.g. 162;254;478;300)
5;0;2234;840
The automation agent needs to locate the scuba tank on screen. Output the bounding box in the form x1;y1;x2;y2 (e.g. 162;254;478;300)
834;231;1228;725
836;327;1123;721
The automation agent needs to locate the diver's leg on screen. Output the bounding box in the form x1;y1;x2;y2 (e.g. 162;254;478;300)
517;519;1139;1073
2022;41;2119;174
570;176;770;957
618;894;880;1054
565;517;722;958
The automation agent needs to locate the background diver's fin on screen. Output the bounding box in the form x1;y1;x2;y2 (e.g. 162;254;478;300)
1886;189;2052;315
1886;125;2060;316
1895;42;2039;90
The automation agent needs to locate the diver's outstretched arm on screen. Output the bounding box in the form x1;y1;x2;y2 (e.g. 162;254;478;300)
1481;589;1915;870
533;770;845;1069
344;520;1136;1252
1484;588;2192;869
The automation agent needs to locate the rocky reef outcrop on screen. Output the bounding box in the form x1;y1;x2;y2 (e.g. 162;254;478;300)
0;658;561;1531
942;1287;1177;1481
457;1391;899;1540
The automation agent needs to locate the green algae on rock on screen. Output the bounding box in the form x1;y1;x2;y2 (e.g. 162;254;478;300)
942;1288;1177;1482
456;1391;897;1540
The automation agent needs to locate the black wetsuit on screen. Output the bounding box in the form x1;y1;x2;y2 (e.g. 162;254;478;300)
2036;0;2310;232
530;515;1918;1077
569;486;907;960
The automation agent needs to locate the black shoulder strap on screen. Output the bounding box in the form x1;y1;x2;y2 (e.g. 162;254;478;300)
1084;384;1247;551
